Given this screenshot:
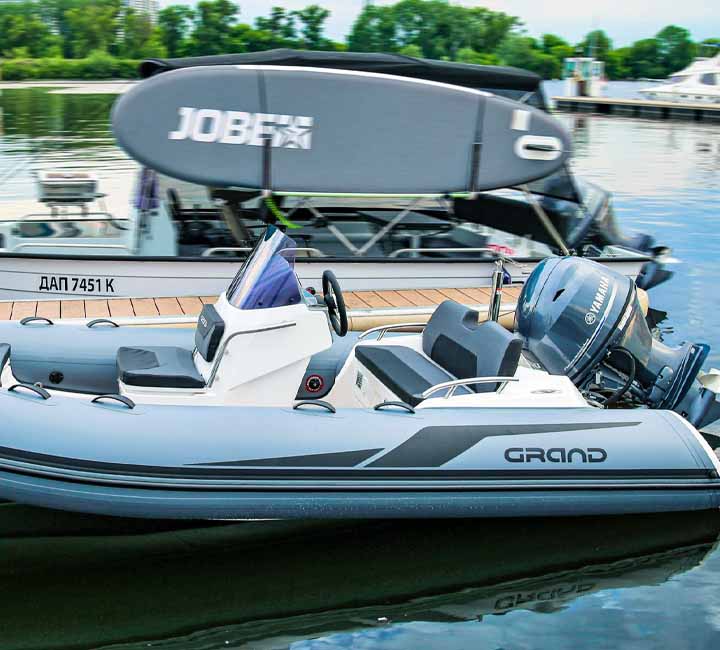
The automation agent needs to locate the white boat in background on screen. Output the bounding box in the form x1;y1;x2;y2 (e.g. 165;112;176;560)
0;170;668;300
0;51;672;300
639;54;720;104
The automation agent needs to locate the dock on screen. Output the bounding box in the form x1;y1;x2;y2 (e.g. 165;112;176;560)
0;286;524;330
552;96;720;121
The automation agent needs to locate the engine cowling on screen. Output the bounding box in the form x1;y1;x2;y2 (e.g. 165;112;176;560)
516;257;708;409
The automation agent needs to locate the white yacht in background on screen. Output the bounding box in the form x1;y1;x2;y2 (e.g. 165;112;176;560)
639;53;720;104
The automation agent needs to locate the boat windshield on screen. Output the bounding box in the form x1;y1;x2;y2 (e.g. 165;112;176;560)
226;225;302;310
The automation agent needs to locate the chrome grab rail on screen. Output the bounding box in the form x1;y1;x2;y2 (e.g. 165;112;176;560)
201;247;252;257
358;322;428;341
201;247;325;257
389;247;522;264
421;376;519;399
10;243;132;252
18;211;121;222
278;247;325;258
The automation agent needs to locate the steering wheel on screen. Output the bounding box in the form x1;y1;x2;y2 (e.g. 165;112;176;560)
322;270;348;337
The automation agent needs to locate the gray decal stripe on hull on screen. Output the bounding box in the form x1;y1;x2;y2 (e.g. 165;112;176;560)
367;422;640;468
193;448;384;467
0;444;712;484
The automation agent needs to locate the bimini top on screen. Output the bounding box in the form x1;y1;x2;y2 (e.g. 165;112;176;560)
138;48;542;96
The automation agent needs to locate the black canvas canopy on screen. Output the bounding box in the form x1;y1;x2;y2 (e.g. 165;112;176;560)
138;49;543;103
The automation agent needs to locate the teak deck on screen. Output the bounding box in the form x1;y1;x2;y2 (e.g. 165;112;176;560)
0;286;524;321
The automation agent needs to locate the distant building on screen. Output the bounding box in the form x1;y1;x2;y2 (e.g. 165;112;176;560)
124;0;159;24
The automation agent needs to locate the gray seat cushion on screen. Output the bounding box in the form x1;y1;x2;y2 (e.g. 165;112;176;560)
117;346;205;389
422;301;523;393
355;300;523;403
355;344;469;406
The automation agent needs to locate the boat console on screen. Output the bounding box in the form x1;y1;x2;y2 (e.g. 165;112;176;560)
118;226;335;406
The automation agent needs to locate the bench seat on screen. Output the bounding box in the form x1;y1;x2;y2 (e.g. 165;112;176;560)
355;344;470;406
117;346;205;389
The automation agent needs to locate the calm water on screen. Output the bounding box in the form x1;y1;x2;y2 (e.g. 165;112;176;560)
1;86;720;649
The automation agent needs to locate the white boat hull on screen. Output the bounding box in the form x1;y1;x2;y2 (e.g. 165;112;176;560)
0;254;649;300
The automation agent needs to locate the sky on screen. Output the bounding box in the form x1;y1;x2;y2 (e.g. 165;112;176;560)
164;0;717;48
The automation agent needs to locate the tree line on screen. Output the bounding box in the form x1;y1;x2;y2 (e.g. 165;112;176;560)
1;0;718;80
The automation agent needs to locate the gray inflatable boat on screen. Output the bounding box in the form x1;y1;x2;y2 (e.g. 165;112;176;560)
0;226;719;519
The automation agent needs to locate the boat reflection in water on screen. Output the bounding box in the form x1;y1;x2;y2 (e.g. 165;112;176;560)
1;505;718;650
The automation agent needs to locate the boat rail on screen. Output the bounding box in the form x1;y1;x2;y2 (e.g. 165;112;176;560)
421;376;519;399
201;246;325;258
358;322;428;341
18;211;121;222
389;247;522;263
10;242;133;253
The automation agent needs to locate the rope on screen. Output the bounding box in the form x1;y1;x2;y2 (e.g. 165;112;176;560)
265;196;301;229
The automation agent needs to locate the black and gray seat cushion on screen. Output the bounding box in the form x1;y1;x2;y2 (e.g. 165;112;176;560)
355;344;471;407
422;300;523;393
355;300;523;405
117;346;205;389
115;304;224;389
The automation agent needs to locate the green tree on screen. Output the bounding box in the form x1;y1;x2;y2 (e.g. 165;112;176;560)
188;0;240;56
63;0;121;57
0;3;61;58
457;47;499;65
577;29;612;59
627;38;665;79
292;5;330;50
349;0;519;61
398;43;422;57
255;6;296;43
159;5;195;58
497;34;560;78
655;25;695;75
604;47;631;79
347;4;397;53
119;8;165;59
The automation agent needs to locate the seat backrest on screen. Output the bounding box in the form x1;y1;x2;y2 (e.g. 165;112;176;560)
422;300;523;393
195;304;225;362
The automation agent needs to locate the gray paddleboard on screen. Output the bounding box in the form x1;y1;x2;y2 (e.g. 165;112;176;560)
112;65;571;195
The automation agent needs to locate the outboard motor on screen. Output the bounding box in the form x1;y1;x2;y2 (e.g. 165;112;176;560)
516;257;708;410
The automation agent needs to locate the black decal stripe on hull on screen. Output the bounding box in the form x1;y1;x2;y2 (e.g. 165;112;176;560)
193;448;384;468
0;446;712;483
367;422;639;468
